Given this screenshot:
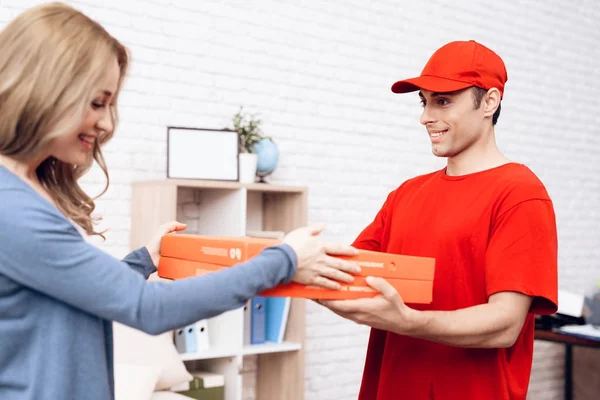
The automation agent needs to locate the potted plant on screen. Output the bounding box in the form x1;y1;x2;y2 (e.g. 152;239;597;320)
232;106;265;183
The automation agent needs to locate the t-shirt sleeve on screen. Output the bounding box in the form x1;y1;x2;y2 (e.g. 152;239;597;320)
485;198;558;315
351;190;395;251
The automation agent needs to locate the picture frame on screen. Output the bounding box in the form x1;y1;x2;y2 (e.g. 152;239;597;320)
166;126;239;181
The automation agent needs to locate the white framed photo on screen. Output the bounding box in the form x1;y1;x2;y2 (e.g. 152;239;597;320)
167;127;239;181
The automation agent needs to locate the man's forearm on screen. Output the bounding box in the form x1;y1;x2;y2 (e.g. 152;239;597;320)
404;298;530;348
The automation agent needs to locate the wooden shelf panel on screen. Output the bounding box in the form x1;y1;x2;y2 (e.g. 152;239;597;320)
133;179;306;194
133;179;241;190
245;182;306;193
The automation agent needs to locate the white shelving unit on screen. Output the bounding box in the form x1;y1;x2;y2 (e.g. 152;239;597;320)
178;341;301;361
129;179;308;400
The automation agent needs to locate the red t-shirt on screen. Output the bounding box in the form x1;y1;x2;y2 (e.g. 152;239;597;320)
353;163;558;400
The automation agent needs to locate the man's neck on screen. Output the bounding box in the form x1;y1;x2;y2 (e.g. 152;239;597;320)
445;132;510;176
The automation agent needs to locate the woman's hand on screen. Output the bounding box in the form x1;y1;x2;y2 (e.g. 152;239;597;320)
283;223;361;290
145;221;187;266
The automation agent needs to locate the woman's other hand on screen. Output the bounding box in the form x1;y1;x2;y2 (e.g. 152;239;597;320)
145;221;187;266
283;223;361;290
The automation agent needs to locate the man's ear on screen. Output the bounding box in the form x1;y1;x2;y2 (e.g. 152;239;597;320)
484;88;501;118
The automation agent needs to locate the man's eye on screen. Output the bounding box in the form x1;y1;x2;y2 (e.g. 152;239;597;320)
437;99;449;106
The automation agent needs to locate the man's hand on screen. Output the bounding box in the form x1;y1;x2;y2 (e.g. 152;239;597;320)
319;276;533;349
318;276;423;335
145;221;187;266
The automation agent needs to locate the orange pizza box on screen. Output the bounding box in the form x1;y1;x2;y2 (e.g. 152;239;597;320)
259;277;433;303
157;256;433;303
337;249;434;281
157;256;222;280
160;234;435;281
160;234;279;267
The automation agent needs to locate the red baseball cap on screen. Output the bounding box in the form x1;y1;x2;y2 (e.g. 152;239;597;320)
391;40;508;98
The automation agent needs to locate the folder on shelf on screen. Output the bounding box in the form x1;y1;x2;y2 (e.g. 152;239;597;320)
174;326;186;353
266;297;291;344
174;323;196;353
243;299;252;346
250;296;267;344
186;323;198;353
174;320;210;354
245;296;286;345
194;319;210;351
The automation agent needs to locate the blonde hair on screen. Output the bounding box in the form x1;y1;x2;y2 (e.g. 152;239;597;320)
0;2;129;238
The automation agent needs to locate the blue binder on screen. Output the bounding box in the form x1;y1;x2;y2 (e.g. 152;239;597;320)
186;323;198;353
266;297;291;343
250;296;266;344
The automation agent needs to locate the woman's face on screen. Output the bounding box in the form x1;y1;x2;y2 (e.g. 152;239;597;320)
48;57;120;166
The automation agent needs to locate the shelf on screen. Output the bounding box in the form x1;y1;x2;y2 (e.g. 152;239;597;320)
179;341;302;361
242;341;302;356
132;178;307;194
131;178;308;400
180;347;238;361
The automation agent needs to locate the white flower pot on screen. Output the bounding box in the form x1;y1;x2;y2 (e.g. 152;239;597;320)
238;153;258;183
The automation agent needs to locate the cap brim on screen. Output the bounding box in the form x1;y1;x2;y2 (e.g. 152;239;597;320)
391;76;473;94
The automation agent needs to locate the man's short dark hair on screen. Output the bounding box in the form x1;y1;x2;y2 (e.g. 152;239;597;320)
472;87;501;125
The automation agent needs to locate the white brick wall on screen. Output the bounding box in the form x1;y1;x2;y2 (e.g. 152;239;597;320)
2;1;599;399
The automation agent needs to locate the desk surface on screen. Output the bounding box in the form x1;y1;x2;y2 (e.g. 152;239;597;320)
535;329;600;348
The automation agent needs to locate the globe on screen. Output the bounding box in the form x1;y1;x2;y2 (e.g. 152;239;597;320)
252;138;279;182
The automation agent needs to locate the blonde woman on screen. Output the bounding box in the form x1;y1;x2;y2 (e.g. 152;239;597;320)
0;3;360;399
